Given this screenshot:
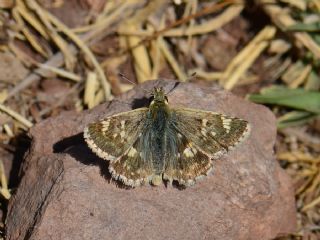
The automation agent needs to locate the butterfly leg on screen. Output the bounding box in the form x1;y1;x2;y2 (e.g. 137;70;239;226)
150;174;162;186
163;173;173;186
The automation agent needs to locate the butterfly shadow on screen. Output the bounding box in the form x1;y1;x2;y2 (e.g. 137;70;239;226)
131;96;151;109
53;133;131;189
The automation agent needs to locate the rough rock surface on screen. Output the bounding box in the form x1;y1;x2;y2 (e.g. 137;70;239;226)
6;80;296;240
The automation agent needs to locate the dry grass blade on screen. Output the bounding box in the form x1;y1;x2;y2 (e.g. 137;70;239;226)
302;195;320;212
0;103;33;128
84;72;98;109
79;1;145;43
150;37;161;79
0;90;7;104
0;160;10;200
26;0;75;70
37;63;82;82
16;0;49;40
30;1;112;100
7;41;38;67
119;0;165;83
279;127;320;150
221;25;276;89
117;0;240;38
277;152;320;163
12;6;48;57
281;61;312;88
289;65;312;89
259;0;320;59
5;46;77;102
159;38;187;81
3;124;13;137
72;2;127;33
163;4;244;37
126;24;152;83
5;0;132;102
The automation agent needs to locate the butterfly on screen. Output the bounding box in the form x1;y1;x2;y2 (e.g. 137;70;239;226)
84;86;250;187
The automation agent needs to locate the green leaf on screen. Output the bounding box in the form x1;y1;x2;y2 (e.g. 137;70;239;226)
247;85;320;113
286;22;320;32
277;111;319;128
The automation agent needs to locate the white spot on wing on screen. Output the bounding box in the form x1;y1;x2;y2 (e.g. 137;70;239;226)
222;116;232;133
201;128;207;137
120;131;125;139
127;147;137;157
101;119;111;132
183;147;197;158
202;119;208;127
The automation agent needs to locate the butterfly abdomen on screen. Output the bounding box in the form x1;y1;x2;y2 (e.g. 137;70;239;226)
147;102;171;174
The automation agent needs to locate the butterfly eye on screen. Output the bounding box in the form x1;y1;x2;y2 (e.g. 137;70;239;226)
149;94;155;103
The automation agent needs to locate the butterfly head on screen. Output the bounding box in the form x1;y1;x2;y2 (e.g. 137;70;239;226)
151;87;168;105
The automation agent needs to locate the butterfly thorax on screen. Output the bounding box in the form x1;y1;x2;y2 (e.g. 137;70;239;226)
148;87;170;125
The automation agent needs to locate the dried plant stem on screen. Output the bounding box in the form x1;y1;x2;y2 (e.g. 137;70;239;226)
84;72;98;109
221;25;276;89
259;0;320;59
126;24;152;83
0;103;33;128
302;195;320;212
26;0;75;70
37;63;82;82
12;6;48;57
161;4;244;37
0;160;10;200
5;47;77;101
159;38;187;81
4;1;130;102
16;0;49;40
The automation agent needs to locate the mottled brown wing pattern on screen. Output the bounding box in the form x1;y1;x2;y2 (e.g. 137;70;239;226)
84;108;148;161
109;136;154;187
171;108;250;159
164;128;212;186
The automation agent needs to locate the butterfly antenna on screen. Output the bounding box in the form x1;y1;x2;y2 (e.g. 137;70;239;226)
166;81;181;96
189;72;197;80
166;72;196;96
118;73;151;95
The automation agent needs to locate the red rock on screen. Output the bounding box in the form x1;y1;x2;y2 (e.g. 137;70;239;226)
6;80;296;240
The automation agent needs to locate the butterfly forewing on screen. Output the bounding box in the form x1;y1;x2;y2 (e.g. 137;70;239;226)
171;108;250;158
84;108;148;161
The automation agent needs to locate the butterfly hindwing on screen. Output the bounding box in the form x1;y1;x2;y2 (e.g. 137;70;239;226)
171;108;250;158
109;137;154;187
164;129;212;186
84;108;148;161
